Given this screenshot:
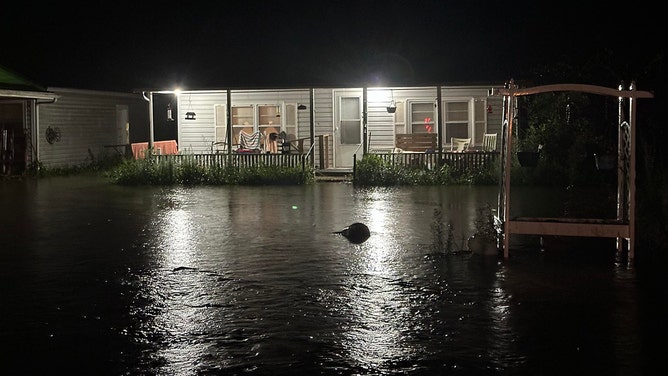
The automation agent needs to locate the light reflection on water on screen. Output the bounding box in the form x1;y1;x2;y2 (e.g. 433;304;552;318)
0;176;658;375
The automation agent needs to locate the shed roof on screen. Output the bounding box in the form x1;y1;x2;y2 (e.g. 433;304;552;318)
0;65;58;100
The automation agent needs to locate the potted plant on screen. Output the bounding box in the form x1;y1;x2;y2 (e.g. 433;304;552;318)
517;143;543;167
467;203;500;255
515;121;544;167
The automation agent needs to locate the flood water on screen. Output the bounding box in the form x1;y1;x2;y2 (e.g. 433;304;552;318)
0;176;664;375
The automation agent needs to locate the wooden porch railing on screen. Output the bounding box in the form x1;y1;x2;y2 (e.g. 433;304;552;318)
151;150;498;173
153;153;307;169
365;151;499;171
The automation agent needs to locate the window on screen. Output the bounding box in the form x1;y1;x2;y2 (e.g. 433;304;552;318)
340;97;361;144
442;99;488;146
258;105;282;141
225;103;297;147
444;101;469;140
231;105;255;144
409;102;435;134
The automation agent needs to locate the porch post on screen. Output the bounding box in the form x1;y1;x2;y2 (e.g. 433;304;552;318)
148;91;154;149
362;87;368;155
226;89;232;154
627;81;638;263
309;88;315;166
436;86;443;162
502;80;517;258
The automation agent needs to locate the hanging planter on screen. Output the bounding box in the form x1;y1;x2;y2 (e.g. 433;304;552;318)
517;144;542;167
386;89;397;113
386;100;397;113
594;153;616;171
517;151;540;167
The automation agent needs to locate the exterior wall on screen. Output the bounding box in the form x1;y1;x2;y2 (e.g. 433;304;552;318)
37;88;145;168
312;88;333;168
485;95;504;150
366;87;439;152
364;86;503;153
175;92;223;154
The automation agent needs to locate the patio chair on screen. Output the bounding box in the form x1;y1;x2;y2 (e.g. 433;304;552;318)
482;133;497;152
450;137;471;152
263;127;279;153
279;131;290;154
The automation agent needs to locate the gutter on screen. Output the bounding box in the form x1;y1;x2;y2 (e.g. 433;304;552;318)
33;93;60;165
0;89;59;101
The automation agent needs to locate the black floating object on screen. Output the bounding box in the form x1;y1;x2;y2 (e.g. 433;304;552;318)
333;222;370;244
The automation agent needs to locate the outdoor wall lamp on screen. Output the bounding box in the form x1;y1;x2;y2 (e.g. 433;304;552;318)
185;112;196;120
167;103;174;121
298;104;307;110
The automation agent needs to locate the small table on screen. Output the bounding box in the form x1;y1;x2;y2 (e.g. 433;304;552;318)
104;144;131;157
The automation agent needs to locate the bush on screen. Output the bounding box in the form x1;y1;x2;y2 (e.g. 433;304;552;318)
355;154;498;187
107;157;314;186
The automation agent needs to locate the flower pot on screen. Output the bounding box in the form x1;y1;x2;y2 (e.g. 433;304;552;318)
517;151;540;167
467;234;498;255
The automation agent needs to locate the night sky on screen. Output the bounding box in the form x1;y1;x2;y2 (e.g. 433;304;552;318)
1;1;663;92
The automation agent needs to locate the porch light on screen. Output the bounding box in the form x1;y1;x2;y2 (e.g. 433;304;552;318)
167;103;174;121
185;112;196;120
298;104;307;110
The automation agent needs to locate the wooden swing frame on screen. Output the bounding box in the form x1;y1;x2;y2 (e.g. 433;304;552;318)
496;80;653;264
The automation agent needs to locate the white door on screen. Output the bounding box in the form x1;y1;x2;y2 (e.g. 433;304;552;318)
335;94;363;168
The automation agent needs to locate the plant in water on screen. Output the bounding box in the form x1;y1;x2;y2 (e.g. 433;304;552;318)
431;206;458;253
468;203;499;255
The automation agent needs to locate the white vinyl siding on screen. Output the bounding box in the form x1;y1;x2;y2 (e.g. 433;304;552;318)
473;99;487;145
214;104;227;145
37;88;141;168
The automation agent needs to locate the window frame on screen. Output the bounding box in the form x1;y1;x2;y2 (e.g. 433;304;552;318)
408;100;436;134
439;98;489;147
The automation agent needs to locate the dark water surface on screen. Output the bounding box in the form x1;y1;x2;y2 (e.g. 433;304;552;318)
0;176;664;375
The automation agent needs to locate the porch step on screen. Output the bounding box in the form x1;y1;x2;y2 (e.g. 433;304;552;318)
315;168;353;182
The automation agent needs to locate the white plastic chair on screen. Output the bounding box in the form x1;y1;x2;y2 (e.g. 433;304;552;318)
482;133;497;152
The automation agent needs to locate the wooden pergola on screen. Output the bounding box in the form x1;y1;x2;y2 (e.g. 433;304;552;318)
496;80;654;263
